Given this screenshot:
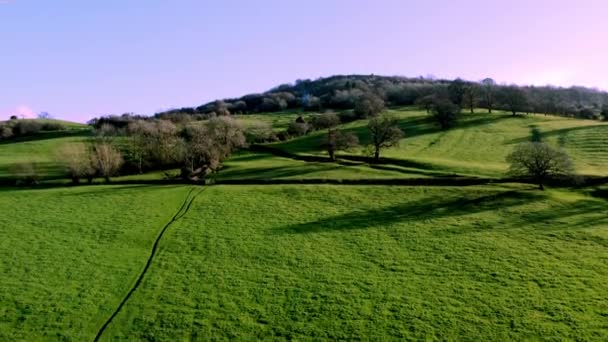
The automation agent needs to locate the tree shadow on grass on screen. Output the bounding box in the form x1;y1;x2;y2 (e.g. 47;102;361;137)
270;113;515;154
0;129;91;145
217;163;342;180
506;124;608;145
277;190;543;235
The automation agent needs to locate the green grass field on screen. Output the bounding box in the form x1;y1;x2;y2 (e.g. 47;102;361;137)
2;184;606;340
1;109;607;340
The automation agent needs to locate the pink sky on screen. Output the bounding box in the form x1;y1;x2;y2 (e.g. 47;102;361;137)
1;0;607;121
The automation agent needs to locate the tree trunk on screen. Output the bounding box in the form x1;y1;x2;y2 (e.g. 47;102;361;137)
104;176;111;183
538;182;544;190
71;176;80;185
328;147;335;161
374;148;380;163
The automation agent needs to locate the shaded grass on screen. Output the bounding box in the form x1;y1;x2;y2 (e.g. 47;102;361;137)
102;185;608;340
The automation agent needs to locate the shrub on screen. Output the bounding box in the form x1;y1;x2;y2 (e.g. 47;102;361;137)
0;125;13;139
57;143;95;184
354;93;385;118
245;121;276;143
40;122;66;131
430;98;461;129
287;121;309;137
312;112;340;130
93;143;124;182
10;162;40;186
12;120;42;136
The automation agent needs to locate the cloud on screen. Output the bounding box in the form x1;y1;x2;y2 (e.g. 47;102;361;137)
1;105;37;120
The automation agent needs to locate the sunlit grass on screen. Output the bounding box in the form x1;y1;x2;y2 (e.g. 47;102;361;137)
102;185;608;340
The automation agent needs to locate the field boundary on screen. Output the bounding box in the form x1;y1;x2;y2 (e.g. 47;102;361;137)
93;186;206;341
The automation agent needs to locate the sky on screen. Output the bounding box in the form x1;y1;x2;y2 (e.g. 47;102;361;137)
1;0;607;122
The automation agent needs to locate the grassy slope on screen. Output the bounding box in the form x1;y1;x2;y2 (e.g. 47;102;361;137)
234;111;303;131
271;108;608;177
104;185;608;340
0;185;191;340
217;151;429;180
0;120;92;180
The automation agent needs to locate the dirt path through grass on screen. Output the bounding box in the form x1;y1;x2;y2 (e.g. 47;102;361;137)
93;186;206;341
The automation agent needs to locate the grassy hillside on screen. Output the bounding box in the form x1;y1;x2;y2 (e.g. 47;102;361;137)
92;185;607;340
0;120;91;181
0;110;607;339
271;108;608;177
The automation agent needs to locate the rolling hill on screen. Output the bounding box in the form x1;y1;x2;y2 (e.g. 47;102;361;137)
0;108;607;340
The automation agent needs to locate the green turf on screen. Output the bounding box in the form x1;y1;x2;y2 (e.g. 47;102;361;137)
0;185;191;340
99;184;608;340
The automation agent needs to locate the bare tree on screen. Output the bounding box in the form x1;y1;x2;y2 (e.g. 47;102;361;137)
126;120;154;173
57;143;95;184
93;143;124;182
179;117;246;180
463;83;478;114
500;86;528;115
482;78;496;113
506;142;574;190
367;114;404;162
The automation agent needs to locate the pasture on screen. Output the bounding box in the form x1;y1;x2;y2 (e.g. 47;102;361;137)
0;111;607;340
1;184;606;340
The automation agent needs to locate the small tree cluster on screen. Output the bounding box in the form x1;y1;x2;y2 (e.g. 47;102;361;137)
57;142;123;184
178;117;246;180
0;120;66;140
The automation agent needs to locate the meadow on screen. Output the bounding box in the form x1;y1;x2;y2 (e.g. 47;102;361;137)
0;109;607;340
2;184;605;340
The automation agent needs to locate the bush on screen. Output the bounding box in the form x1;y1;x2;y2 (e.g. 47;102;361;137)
12;120;42;136
311;112;340;130
0;125;13;139
245;121;276;143
430;98;461;129
287;121;309;137
40;122;66;131
57;143;95;184
354;93;385;118
10;162;40;186
338;110;358;124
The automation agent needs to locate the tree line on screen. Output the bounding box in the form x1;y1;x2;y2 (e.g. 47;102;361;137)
154;75;608;121
55;117;247;184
